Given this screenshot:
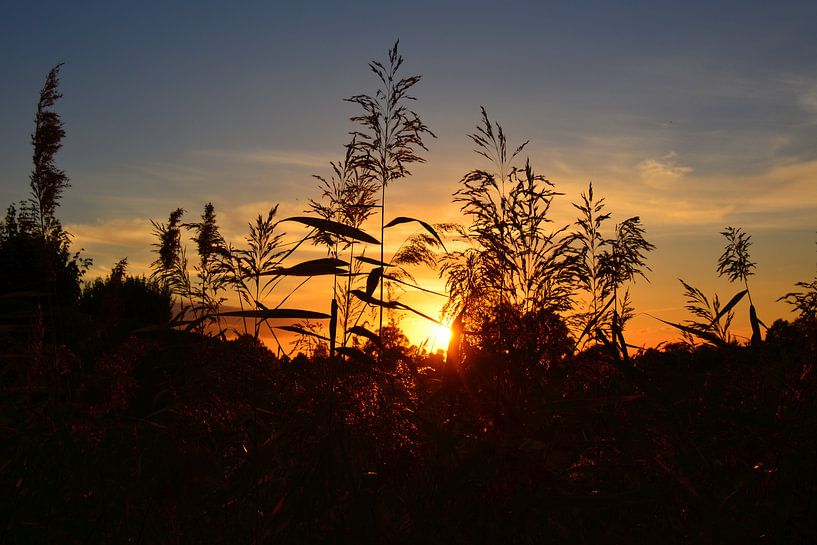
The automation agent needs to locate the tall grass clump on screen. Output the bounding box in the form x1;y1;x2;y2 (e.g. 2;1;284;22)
150;204;231;335
663;226;763;347
310;138;379;350
717;226;763;344
347;40;435;359
571;183;654;354
223;206;286;338
445;109;574;367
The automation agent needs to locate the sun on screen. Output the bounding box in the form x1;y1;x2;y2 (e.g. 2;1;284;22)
431;324;452;350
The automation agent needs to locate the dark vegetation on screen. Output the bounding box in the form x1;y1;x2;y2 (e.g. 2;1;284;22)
2;49;816;544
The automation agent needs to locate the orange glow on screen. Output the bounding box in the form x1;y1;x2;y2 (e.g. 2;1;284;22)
431;324;452;351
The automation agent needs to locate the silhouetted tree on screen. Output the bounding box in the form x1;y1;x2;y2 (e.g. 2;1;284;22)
0;65;89;305
80;258;172;344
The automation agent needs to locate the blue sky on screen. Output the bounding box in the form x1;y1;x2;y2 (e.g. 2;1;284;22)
2;1;816;345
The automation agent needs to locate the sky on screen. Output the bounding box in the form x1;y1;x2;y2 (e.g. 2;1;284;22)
1;1;816;349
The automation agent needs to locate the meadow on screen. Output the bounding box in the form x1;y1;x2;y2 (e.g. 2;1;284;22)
1;44;816;544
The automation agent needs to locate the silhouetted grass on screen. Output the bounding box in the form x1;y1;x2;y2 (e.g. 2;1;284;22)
2;49;817;545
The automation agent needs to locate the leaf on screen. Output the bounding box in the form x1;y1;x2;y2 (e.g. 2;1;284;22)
354;256;394;268
347;325;380;344
261;257;349;277
133;312;203;333
595;328;619;361
395;301;442;325
366;267;383;297
576;297;615;345
384;216;447;252
612;317;629;363
383;274;447;297
654;317;729;348
749;304;763;345
280;216;380;245
710;289;747;326
276;325;330;342
219;309;331;320
351;289;400;309
336;346;376;365
183;315;209;332
351;291;440;324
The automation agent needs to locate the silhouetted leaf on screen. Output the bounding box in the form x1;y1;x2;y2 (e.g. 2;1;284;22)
219;309;331;320
749;304;763;345
350;289;400;309
383;273;447;296
352;289;440;324
280;216;380;245
366;267;383;297
336;346;376;365
576;297;615;345
183;315;209;332
276;325;330;342
655;317;729;348
395;301;442;325
385;216;447;252
612;316;629;362
710;289;747;326
261;258;349;277
348;325;380;344
354;256;394;268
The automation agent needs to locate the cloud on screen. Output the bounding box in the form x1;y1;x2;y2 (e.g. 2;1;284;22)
796;81;817;120
637;152;693;189
66;217;154;248
64;218;156;277
196;148;332;169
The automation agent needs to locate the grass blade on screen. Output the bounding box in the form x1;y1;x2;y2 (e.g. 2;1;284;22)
348;325;380;344
384;216;447;252
276;325;331;342
710;289;747;326
653;317;729;348
366;267;383;297
261;257;349;277
280;216;380;245
336;346;376;365
219;309;331;320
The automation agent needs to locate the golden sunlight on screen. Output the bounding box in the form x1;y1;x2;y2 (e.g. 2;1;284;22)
431;323;452;351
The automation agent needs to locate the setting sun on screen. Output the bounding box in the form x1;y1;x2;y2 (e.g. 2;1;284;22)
431;324;452;350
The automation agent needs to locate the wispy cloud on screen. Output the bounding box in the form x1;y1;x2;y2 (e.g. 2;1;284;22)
796;80;817;124
67;217;154;248
196;148;333;169
637;152;693;189
65;218;156;278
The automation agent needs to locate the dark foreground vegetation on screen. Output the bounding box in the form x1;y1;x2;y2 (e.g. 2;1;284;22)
2;310;816;543
2;49;817;544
